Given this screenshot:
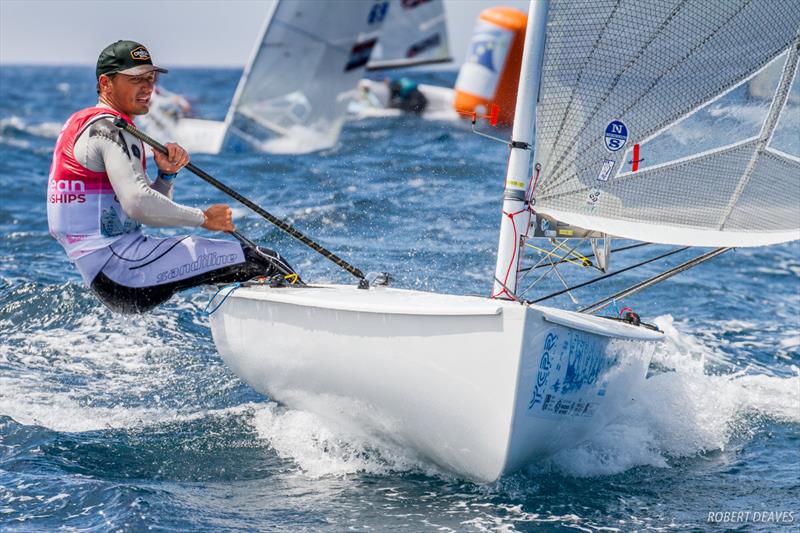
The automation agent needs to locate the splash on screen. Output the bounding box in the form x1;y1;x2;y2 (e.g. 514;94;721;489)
0;285;236;433
249;402;433;479
548;315;800;477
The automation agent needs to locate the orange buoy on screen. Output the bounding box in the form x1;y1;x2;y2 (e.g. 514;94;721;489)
453;7;527;127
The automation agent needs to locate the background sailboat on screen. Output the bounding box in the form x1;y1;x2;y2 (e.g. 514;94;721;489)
139;0;453;154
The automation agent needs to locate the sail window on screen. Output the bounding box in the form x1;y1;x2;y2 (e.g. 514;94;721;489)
767;60;800;160
617;51;787;175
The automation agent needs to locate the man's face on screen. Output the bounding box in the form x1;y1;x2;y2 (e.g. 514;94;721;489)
101;71;157;116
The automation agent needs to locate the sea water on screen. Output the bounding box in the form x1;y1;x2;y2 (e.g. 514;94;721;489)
1;66;798;531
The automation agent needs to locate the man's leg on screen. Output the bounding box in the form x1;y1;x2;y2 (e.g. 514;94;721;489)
90;234;298;313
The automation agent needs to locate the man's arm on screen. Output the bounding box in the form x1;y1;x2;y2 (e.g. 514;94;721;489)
75;117;205;227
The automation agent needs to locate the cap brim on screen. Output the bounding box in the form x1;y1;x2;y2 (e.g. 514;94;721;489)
116;65;169;76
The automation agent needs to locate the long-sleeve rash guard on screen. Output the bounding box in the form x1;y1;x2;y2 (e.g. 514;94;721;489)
72;104;205;228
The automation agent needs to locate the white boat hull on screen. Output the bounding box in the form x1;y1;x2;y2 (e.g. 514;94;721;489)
209;284;661;482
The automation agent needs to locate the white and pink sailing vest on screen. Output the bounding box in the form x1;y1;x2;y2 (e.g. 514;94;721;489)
47;107;145;260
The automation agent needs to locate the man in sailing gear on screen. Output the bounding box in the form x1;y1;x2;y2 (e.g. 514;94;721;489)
387;77;428;114
48;40;299;313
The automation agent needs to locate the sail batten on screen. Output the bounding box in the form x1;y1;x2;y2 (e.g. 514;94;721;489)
531;0;800;247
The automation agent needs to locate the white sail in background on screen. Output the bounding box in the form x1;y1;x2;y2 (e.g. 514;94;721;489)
529;0;800;247
223;0;385;154
367;0;451;70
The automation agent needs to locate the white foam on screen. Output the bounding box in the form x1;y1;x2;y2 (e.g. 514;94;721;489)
549;315;800;477
249;402;429;478
0;303;236;433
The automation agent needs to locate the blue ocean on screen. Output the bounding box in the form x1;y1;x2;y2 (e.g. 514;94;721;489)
1;66;798;531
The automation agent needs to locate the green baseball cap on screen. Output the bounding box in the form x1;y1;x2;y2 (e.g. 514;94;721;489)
96;40;168;79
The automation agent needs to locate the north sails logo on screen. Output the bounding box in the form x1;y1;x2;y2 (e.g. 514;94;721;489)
130;46;151;61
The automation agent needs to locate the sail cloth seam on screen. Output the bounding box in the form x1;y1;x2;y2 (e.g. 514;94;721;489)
719;34;800;231
536;208;800;247
236;108;294;137
545;0;691;189
546;0;761;192
765;146;800;165
545;0;624;170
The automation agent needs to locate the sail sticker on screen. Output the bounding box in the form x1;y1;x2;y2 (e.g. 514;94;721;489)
603;120;628;152
345;38;378;71
596;159;615;181
630;144;641;171
586;187;603;212
367;2;389;24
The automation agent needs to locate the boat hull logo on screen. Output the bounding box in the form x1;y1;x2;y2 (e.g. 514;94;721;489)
604;120;628;152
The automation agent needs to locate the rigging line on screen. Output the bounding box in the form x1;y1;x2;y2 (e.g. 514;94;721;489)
493;276;523;303
525;242;589;269
526;246;689;304
545;237;592;265
579;247;731;314
545;238;593;267
519;242;651;272
548;252;580;305
523;238;580;275
518;239;587;298
515;239;560;286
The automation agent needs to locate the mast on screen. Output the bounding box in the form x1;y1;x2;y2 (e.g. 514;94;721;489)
491;0;549;299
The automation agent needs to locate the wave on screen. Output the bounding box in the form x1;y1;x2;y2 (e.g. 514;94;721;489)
0;116;62;139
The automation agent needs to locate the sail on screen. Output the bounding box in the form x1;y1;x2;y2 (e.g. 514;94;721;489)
530;0;800;247
367;0;451;70
223;0;385;154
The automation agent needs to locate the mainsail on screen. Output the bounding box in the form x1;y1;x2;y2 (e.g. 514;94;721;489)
530;0;800;247
223;0;385;153
367;0;452;70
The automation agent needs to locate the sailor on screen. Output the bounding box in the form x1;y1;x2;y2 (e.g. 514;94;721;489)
387;77;428;114
47;40;299;313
